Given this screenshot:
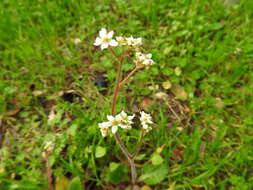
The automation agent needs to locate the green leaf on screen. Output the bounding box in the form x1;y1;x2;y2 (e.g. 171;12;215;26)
68;177;83;190
139;164;168;185
151;154;164;165
107;164;128;185
66;124;78;136
95;146;106;158
109;162;120;172
150;67;159;76
162;68;173;76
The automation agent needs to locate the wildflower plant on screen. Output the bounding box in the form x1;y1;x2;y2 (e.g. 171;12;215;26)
94;28;155;188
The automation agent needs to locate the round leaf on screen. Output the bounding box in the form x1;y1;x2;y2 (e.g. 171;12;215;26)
95;146;106;158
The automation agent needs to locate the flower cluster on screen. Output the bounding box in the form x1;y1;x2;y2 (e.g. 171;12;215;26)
135;52;154;66
42;141;54;158
116;36;142;47
98;111;153;137
94;28;155;66
140;111;153;131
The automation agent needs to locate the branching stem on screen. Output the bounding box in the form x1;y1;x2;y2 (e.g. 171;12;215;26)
109;48;142;189
119;67;139;87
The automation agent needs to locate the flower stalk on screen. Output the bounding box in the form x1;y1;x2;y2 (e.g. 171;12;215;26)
42;142;54;190
111;49;138;187
95;28;155;189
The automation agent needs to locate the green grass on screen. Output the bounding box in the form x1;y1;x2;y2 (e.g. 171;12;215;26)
0;0;253;189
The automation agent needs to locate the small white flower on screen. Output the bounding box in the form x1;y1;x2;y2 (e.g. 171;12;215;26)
117;111;135;129
140;111;153;131
94;28;118;50
107;115;121;134
116;36;128;46
234;48;242;55
141;123;152;132
140;111;153;124
98;121;111;137
74;38;81;45
135;52;155;66
100;128;109;137
126;36;142;46
44;141;54;153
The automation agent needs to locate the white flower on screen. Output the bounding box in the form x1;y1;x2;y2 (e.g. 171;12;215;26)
140;111;153;131
140;111;153;124
94;28;118;50
135;52;155;66
107;115;121;134
74;38;81;45
234;48;242;54
126;36;142;46
141;123;152;132
100;128;108;137
44;141;54;153
117;111;135;129
116;36;128;46
98;121;111;137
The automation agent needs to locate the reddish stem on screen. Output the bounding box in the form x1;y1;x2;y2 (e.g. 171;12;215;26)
119;67;139;87
45;153;53;190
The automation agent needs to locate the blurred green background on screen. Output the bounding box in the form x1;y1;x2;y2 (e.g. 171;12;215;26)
0;0;253;189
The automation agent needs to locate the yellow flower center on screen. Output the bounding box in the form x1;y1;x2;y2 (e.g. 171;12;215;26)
112;120;119;126
102;37;110;43
122;116;128;121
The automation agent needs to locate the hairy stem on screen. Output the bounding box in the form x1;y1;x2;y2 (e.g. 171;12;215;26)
110;48;137;188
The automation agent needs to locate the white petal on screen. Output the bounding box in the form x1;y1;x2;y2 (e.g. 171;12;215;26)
121;124;132;129
126;36;134;45
136;38;142;43
94;37;102;46
100;128;107;137
143;59;150;65
128;114;135;120
142;123;149;129
109;40;118;47
101;43;109;50
116;36;123;41
148;120;154;124
146;53;152;59
119;124;127;129
99;28;107;38
108;31;114;38
111;126;118;134
99;121;111;128
120;111;127;117
115;114;122;121
136;52;142;57
107;115;115;121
